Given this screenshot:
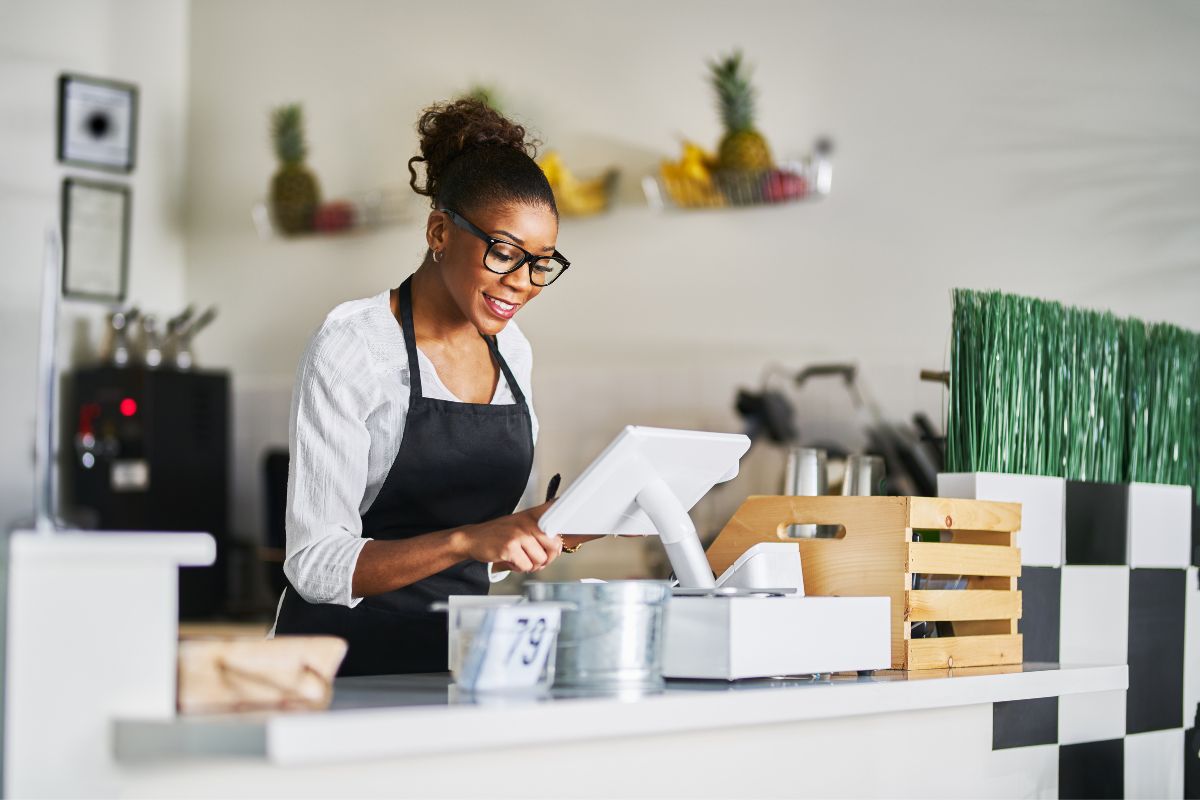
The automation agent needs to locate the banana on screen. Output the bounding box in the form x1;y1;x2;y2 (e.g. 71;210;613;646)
660;141;724;207
538;152;615;216
539;151;565;186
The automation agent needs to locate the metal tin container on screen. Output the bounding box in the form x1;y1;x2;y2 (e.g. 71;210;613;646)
524;581;670;692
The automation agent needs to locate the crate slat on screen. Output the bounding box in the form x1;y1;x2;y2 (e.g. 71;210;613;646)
908;496;1022;533
907;541;1021;577
906;589;1022;621
906;633;1023;670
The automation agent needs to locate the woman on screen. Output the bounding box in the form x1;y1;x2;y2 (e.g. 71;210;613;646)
274;99;587;676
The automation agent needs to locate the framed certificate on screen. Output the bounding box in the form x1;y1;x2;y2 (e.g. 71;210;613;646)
57;74;138;173
61;178;131;303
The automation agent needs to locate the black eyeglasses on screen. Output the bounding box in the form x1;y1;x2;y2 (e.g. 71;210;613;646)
439;208;570;287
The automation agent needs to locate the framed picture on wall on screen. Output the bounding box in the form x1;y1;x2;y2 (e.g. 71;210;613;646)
61;177;131;303
57;74;138;173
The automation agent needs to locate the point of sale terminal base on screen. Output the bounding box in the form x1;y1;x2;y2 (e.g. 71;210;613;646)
533;425;891;681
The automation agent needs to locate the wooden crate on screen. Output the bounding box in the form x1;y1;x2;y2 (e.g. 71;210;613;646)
707;495;1023;670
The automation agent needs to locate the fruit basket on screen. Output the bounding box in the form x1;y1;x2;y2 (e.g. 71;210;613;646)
257;103;411;239
646;50;833;211
251;187;410;239
643;150;830;211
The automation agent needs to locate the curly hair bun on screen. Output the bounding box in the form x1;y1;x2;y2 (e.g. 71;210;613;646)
408;99;556;216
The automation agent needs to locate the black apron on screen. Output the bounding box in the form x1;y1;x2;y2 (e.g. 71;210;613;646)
275;276;535;676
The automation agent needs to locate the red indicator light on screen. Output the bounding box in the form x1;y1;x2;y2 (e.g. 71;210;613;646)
78;403;101;435
119;397;138;417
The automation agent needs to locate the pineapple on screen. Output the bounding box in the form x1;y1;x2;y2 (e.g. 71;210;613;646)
269;103;321;235
708;50;773;172
461;84;504;114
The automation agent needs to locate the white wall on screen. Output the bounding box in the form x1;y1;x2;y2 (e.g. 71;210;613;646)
0;0;191;528
182;0;1200;574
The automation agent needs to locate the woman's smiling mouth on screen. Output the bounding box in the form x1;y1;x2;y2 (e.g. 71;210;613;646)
483;292;520;319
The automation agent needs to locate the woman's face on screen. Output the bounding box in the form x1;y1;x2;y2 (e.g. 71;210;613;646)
429;202;558;336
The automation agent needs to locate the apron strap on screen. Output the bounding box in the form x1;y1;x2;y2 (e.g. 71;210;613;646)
396;277;424;398
483;334;527;406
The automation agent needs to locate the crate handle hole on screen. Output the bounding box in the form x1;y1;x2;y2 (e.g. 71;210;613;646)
775;523;847;540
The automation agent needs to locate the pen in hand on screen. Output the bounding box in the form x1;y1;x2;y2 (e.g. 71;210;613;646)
495;473;564;575
544;472;580;553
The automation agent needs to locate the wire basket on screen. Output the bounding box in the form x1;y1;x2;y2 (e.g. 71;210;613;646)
251;187;411;239
644;145;832;212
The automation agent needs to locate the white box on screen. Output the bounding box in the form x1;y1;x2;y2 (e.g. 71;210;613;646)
662;595;891;680
1127;482;1193;568
939;472;1065;567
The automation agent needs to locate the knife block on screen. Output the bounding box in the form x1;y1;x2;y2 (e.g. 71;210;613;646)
707;496;1024;670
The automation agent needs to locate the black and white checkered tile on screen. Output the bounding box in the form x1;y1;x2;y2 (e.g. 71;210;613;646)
939;474;1200;799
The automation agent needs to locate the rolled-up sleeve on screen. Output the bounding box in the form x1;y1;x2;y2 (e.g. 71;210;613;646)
283;324;377;607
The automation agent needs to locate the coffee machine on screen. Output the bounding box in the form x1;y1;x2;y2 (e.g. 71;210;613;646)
65;365;230;618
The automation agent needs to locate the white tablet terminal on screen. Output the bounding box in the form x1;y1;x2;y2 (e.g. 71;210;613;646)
537;426;751;588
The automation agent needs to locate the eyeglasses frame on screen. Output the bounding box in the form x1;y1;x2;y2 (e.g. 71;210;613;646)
438;207;570;286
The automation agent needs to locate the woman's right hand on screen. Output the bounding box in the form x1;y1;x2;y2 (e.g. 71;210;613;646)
461;501;561;573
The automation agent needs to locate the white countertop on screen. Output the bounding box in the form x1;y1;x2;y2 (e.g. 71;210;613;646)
9;530;215;565
114;662;1125;766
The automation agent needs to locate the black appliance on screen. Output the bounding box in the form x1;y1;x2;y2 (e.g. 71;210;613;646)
66;366;230;618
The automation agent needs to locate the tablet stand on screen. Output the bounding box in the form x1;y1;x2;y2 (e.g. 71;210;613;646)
635;477;715;589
